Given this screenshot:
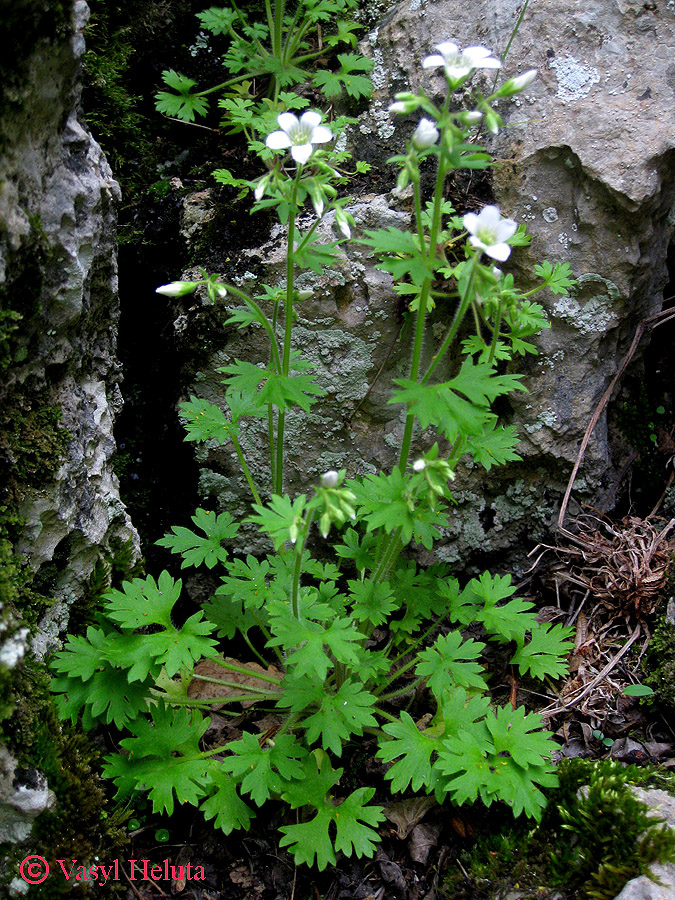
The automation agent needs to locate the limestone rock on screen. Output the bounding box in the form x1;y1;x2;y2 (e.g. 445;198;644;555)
173;1;675;571
357;0;675;499
0;0;140;654
0;747;55;845
611;788;675;900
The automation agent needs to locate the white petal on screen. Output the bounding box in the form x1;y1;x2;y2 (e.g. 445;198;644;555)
310;124;333;144
422;54;444;69
495;218;518;242
300;110;322;129
339;220;351;239
463;45;493;59
266;130;292;150
277;112;299;133
462;212;480;234
291;142;313;165
446;65;472;80
484;242;511;262
389;102;407;114
478;205;502;229
469;235;488;252
435;41;459;56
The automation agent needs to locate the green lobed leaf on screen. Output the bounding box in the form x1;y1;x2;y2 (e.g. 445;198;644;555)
510;622;574;680
156;509;239;569
415;632;488;698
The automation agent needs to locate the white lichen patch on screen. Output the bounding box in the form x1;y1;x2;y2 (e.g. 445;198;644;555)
549;55;600;104
553;274;621;335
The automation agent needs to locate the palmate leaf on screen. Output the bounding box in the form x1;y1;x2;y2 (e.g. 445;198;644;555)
280;756;384;870
359;226;433;286
459;572;538;643
376;711;441;794
200;767;255;834
437;708;559;820
197;6;238;34
350;469;448;549
534;260;576;295
510;622;574;680
415;632;488;698
390;379;493;442
347;579;399;627
156;509;239;569
179;396;234;444
218;359;325;412
268;612;363;680
51;626;109;681
248;494;307;550
155;70;209;122
335;527;377;573
465;422;522;470
302;680;378;755
222;732;307;806
104;571;181;630
105;706;213;816
52;664;151;730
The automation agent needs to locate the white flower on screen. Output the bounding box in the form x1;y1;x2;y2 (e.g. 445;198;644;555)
412;118;439;150
459;110;483;126
422;41;501;81
266;111;333;165
388;92;420;115
155;281;199;297
254;174;270;201
321;470;339;489
462;205;518;262
412;459;426;472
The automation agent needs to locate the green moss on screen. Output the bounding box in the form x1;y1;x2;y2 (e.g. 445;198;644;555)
642;617;675;712
442;759;675;900
2;662;128;898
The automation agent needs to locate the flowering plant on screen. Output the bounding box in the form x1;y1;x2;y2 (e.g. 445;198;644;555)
53;39;577;871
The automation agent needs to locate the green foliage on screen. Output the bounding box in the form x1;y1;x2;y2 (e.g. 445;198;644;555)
52;40;580;873
154;0;372;138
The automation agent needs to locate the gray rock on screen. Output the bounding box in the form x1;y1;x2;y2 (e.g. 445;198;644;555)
0;0;140;653
611;788;675;900
0;747;55;845
173;1;675;571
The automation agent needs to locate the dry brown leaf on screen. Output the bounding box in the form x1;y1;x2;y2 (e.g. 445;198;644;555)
382;797;436;839
188;657;282;709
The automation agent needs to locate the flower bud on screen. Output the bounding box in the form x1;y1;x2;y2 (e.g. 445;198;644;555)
155;281;199;297
296;289;313;301
321;470;339;489
388;92;421;115
495;69;537;97
458;110;483;126
254;175;269;201
412;459;426;472
412;118;439;150
334;208;352;240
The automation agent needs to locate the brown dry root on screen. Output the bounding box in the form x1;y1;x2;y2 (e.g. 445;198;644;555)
552;514;675;621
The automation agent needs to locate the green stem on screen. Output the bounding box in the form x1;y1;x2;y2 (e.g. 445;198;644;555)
273;0;285;59
191;673;277;697
374;656;418;696
290;508;315;619
389;616;444;667
371;708;398;724
422;257;478;385
371;526;402;583
397;146;449;472
487;300;504;366
275;173;301;495
196;71;268;98
231;434;263;506
224;285;282;372
243;631;271;668
268;407;277;489
379;675;425;703
209;657;283;685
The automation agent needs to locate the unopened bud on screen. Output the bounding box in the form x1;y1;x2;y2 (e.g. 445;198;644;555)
495;69;537;97
156;281;199;297
412;118;439;150
321;470;339;489
412;459;426;472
